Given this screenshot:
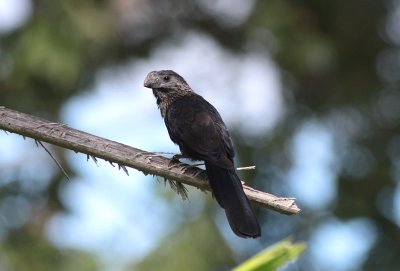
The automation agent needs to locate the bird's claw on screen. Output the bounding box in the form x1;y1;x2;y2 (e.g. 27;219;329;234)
168;154;184;169
171;154;188;162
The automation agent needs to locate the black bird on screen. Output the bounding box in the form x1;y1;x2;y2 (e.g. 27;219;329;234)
144;70;261;238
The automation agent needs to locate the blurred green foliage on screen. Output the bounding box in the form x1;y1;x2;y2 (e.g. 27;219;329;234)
234;240;306;271
134;214;236;271
1;229;98;271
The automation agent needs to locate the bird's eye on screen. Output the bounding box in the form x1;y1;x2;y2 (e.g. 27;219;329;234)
163;76;170;81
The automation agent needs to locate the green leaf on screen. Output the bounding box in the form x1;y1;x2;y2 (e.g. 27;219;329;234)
234;239;306;271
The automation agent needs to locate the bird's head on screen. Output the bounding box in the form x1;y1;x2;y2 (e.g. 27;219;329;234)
144;70;191;92
144;70;193;116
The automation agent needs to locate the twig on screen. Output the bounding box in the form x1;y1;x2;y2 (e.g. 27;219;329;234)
237;166;256;171
36;140;70;180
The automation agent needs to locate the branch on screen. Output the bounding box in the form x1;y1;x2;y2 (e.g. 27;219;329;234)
0;106;300;215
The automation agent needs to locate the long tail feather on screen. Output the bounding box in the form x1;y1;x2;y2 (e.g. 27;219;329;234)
205;162;261;238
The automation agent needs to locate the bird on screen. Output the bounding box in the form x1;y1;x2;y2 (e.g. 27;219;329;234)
144;70;261;238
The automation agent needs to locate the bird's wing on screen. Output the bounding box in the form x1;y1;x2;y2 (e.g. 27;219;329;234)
166;95;234;169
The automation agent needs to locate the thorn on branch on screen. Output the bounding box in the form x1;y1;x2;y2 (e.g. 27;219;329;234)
90;155;98;167
118;164;129;176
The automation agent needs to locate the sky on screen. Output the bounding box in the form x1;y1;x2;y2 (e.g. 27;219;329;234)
0;0;393;270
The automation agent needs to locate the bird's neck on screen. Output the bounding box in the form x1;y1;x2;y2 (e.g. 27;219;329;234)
153;88;194;118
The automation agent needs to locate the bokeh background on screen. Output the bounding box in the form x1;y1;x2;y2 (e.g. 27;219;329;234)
1;0;400;270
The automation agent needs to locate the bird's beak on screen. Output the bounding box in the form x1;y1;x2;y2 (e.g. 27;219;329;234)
144;71;158;88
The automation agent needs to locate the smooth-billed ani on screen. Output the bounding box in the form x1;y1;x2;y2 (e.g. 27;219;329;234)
144;70;261;238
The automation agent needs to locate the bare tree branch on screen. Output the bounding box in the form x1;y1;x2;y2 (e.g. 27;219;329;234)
0;106;300;215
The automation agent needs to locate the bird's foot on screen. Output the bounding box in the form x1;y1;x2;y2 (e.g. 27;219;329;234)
171;154;190;162
168;154;186;169
168;155;203;172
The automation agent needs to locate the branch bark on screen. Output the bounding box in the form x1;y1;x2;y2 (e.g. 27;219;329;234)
0;106;300;215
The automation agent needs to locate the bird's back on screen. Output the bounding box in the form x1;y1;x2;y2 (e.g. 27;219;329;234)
165;94;234;169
